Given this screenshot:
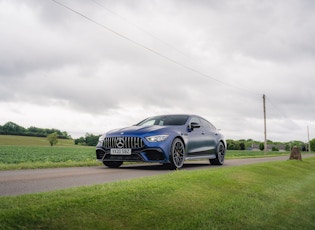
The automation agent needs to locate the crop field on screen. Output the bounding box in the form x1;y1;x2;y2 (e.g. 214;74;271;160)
0;146;293;171
0;134;307;170
0;135;75;146
0;146;95;164
0;145;100;170
0;135;102;169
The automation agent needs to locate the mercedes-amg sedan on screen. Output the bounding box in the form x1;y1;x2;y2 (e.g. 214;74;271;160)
96;114;226;169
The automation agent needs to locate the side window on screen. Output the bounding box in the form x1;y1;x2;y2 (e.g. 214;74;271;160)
190;117;200;125
201;118;216;131
188;117;201;131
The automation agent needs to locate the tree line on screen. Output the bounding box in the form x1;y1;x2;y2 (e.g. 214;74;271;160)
74;136;315;150
0;121;71;139
226;139;314;151
74;133;99;146
2;121;314;150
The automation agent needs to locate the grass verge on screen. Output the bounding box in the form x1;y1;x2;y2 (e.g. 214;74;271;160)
227;149;290;158
1;157;315;229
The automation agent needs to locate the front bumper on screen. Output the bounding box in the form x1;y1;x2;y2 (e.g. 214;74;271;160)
96;147;168;163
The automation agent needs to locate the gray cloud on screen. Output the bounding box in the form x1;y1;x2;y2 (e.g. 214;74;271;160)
1;0;314;141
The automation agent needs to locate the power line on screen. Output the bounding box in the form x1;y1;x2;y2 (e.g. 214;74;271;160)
90;0;262;96
90;0;190;58
266;96;299;127
49;1;298;118
50;0;307;141
50;0;260;96
266;97;288;119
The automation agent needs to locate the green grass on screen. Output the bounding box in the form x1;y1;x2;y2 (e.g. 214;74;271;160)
1;157;315;229
0;135;311;170
0;135;102;170
0;146;292;170
227;150;290;158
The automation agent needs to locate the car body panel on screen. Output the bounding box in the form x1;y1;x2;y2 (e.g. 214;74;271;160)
96;114;226;168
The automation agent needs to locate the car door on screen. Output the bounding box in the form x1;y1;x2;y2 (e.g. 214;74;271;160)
186;116;213;156
200;118;218;155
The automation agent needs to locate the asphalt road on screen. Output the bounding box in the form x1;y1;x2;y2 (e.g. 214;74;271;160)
1;154;314;196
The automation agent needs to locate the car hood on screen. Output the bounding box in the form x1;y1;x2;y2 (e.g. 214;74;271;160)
106;125;176;136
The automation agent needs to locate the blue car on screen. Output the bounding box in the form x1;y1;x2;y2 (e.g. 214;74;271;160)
96;114;226;169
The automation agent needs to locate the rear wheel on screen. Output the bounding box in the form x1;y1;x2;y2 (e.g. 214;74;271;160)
169;138;185;170
210;142;225;165
103;161;123;168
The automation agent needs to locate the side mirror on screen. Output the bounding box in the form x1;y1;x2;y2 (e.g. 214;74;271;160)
189;122;200;131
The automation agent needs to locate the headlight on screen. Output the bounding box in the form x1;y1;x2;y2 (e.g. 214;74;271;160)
98;135;105;142
145;135;169;142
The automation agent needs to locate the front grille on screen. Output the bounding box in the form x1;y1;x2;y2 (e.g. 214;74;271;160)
103;137;145;149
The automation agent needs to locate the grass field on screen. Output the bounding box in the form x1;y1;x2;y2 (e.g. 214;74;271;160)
0;146;100;170
0;135;310;170
1;157;314;229
0;135;101;169
0;146;294;170
0;135;75;146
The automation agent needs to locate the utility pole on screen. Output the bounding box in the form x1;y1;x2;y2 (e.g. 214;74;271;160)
307;125;311;152
263;94;267;154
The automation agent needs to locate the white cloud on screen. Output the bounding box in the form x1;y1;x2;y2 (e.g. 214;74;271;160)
1;0;315;141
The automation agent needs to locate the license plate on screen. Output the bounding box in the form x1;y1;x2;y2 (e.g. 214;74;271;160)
110;149;132;155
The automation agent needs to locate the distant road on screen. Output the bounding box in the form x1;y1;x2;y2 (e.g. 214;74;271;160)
1;154;314;196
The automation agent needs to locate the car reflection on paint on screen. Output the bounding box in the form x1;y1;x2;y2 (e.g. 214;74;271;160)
96;114;226;169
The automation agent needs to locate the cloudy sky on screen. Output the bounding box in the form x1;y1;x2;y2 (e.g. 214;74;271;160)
1;0;314;142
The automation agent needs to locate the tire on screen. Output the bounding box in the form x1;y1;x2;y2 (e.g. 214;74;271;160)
169;138;185;170
103;161;123;168
210;142;225;165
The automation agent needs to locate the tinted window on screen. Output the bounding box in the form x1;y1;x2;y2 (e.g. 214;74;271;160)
137;115;189;126
201;118;216;130
190;117;201;125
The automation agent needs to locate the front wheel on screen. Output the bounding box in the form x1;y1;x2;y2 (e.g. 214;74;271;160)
103;161;123;168
169;138;185;170
210;142;225;165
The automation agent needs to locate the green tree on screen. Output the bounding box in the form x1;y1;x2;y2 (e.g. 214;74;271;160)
310;138;315;152
47;132;58;146
239;142;245;150
259;143;264;151
290;140;304;148
75;137;85;145
285;144;290;151
226;139;234;150
0;121;26;134
85;133;99;146
226;139;239;150
74;133;100;146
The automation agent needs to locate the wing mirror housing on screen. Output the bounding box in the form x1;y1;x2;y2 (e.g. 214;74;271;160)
188;122;200;131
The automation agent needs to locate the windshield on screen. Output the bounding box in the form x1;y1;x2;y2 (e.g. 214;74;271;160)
137;115;189;126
